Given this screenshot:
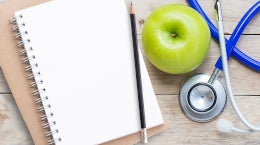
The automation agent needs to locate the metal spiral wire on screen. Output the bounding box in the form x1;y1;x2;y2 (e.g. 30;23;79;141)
10;15;61;145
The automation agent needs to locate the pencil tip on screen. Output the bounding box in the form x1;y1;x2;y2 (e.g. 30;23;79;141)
130;2;134;14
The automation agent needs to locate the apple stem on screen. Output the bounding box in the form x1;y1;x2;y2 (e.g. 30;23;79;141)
170;33;177;38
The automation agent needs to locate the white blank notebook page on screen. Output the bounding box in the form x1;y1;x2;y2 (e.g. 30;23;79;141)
15;0;163;144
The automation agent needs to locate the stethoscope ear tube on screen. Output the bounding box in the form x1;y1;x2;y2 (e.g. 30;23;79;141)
186;0;260;134
187;0;260;71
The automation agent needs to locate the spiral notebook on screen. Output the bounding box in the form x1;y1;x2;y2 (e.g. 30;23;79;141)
7;0;164;144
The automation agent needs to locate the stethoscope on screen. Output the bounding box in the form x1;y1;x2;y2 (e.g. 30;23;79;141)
179;0;260;134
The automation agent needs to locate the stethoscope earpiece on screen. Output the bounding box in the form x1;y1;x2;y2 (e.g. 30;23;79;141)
216;119;233;133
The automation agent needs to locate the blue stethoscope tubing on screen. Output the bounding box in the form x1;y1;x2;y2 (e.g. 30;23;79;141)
187;0;260;71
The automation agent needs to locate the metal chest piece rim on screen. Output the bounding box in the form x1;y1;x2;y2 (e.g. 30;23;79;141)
179;74;227;122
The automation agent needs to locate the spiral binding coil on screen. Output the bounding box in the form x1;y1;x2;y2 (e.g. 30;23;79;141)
10;15;61;145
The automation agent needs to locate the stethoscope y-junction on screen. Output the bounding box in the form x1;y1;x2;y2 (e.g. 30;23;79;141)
179;0;260;134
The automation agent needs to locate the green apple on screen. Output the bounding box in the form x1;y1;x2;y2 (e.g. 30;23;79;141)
142;4;211;74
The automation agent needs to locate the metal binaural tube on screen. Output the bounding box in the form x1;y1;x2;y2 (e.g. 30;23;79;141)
208;68;221;84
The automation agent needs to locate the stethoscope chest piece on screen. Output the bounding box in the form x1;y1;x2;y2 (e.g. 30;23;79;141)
179;74;227;122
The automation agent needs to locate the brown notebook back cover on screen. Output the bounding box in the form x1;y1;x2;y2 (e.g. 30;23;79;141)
0;0;167;144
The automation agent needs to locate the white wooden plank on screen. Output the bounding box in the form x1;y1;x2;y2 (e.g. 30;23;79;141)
0;94;33;145
132;0;260;35
136;94;260;145
0;68;11;93
139;35;260;95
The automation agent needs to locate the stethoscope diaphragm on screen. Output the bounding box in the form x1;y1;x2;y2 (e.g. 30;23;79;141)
179;74;227;122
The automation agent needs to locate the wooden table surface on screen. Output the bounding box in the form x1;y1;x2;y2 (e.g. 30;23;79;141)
1;0;260;144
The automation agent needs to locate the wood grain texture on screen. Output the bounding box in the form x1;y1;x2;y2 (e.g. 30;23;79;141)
0;0;260;145
0;68;10;93
139;35;260;95
136;95;260;145
0;94;33;145
133;0;260;35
